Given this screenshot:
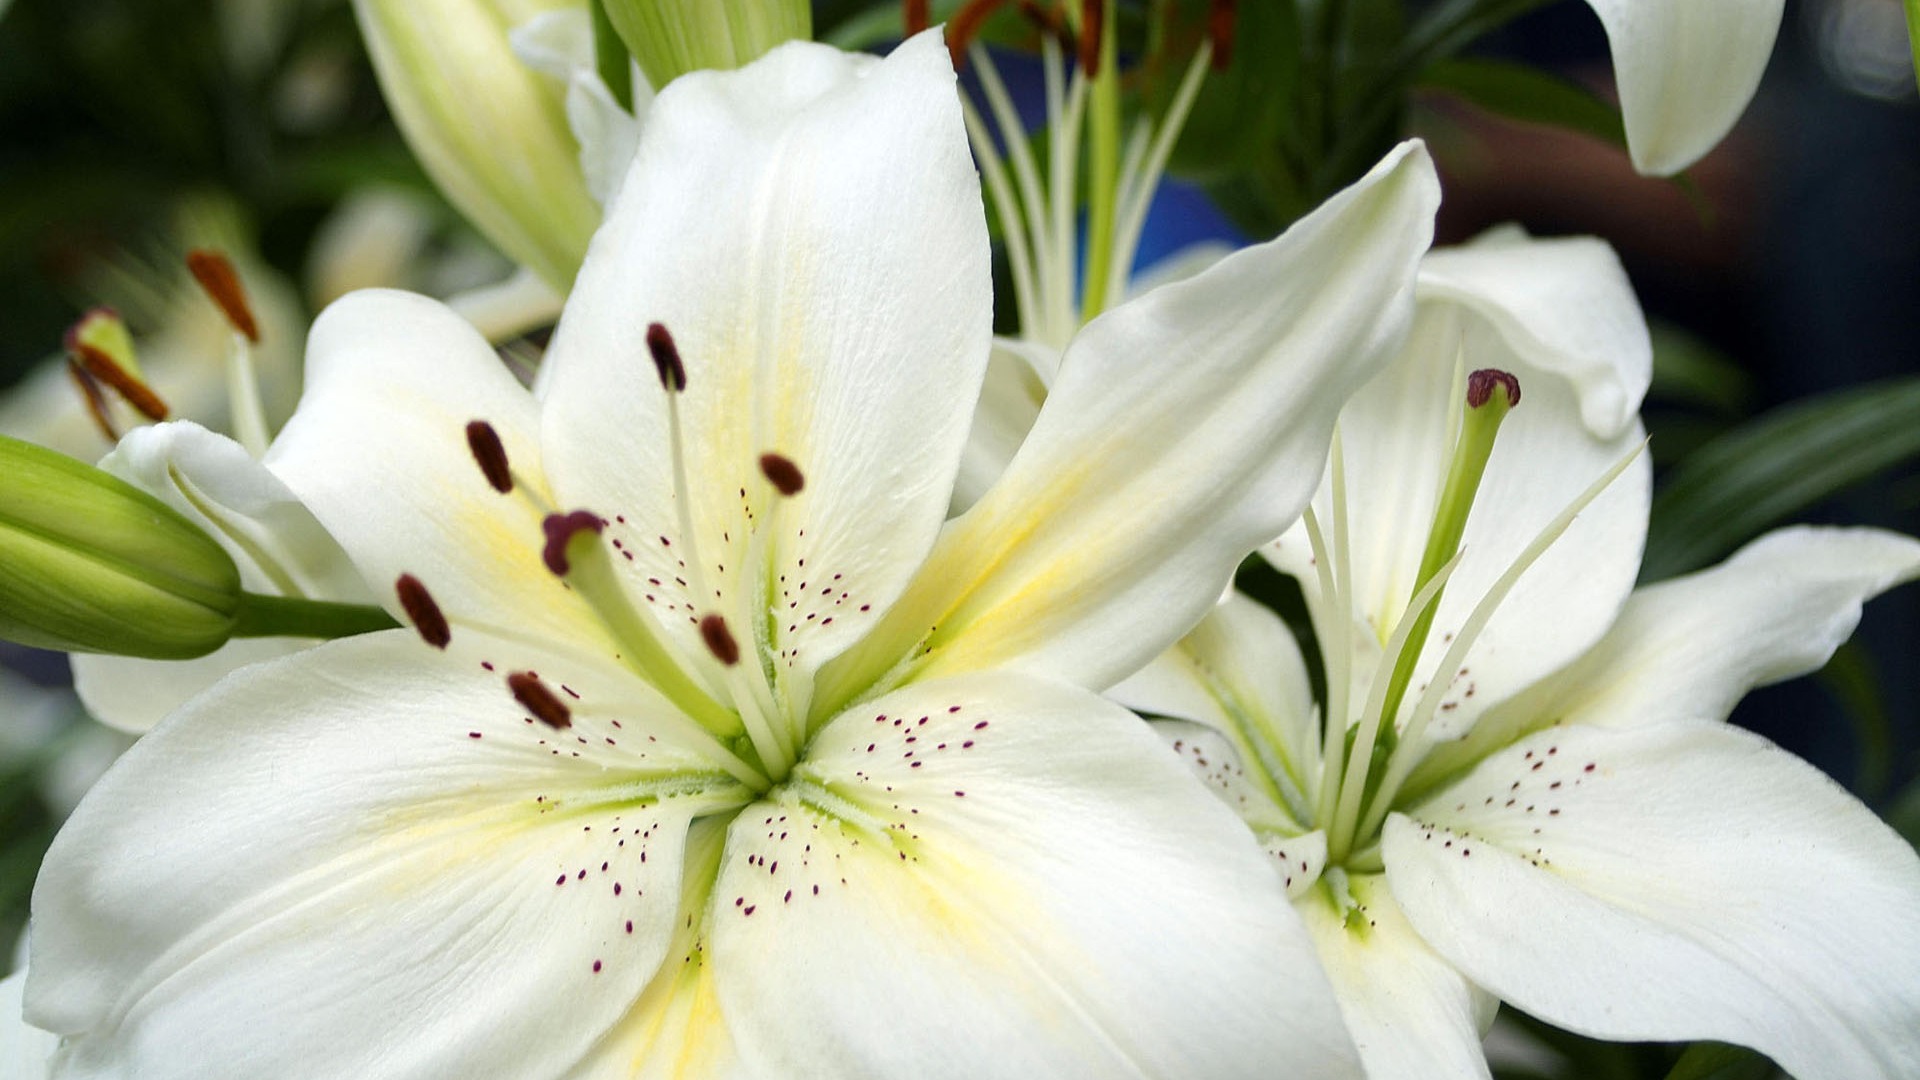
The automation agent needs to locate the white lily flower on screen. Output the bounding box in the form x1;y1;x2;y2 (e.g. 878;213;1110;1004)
24;33;1441;1076
1585;0;1786;176
1117;227;1920;1078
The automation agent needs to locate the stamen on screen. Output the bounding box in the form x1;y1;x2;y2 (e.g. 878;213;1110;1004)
903;0;928;35
543;510;608;575
1209;0;1237;69
699;613;741;666
758;453;805;496
67;361;119;440
947;0;1012;68
508;671;572;729
1078;0;1103;77
466;420;514;494
646;322;686;392
64;310;168;422
185;249;260;342
394;573;451;649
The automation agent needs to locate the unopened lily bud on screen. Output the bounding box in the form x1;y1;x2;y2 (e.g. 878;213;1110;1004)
601;0;809;87
0;435;241;659
352;0;601;288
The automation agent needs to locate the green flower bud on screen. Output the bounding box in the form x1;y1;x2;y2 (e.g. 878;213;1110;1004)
0;435;241;659
352;0;602;289
601;0;809;87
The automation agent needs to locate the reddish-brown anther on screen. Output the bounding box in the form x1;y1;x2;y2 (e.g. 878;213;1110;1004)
759;453;805;496
185;250;260;342
1078;0;1103;77
946;0;1012;69
1466;368;1523;409
699;613;741;666
1209;0;1238;69
542;510;608;575
465;420;513;494
395;573;451;649
508;671;573;729
646;322;687;392
903;0;929;35
66;361;119;440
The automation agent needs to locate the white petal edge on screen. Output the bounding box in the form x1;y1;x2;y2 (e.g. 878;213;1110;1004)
1585;0;1785;175
1385;722;1920;1080
0;971;54;1080
1417;225;1650;439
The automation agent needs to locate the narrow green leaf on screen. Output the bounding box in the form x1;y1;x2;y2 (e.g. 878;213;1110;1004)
590;0;633;113
1905;0;1920;95
1662;1041;1776;1080
1643;378;1920;580
1419;57;1626;148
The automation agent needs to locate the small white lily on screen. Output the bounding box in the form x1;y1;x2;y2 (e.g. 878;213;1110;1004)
25;33;1442;1076
1583;0;1785;175
1118;227;1920;1078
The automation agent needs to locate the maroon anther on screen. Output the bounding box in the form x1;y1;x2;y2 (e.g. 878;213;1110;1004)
699;613;741;666
759;453;805;496
903;0;928;35
465;420;513;494
508;671;572;729
542;510;608;575
1209;0;1237;69
66;342;169;422
1466;369;1522;409
395;573;451;649
1078;0;1103;77
946;0;1011;68
185;249;260;342
646;323;687;392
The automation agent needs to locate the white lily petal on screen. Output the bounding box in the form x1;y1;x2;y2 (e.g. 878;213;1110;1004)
819;141;1439;709
1298;874;1495;1080
510;9;650;207
0;971;54;1080
268;289;605;648
1420;526;1920;787
713;673;1362;1078
1417;226;1650;439
1268;233;1651;741
31;631;750;1078
1384;722;1920;1080
1586;0;1784;176
1118;592;1322;803
538;31;991;681
951;338;1055;514
72;421;370;732
1153;719;1310;840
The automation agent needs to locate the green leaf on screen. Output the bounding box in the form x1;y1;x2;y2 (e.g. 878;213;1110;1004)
1905;0;1920;95
1419;57;1626;149
1648;323;1754;416
1642;378;1920;581
1662;1042;1776;1080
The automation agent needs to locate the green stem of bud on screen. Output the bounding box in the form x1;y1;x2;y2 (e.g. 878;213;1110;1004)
1371;368;1518;750
230;593;400;640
